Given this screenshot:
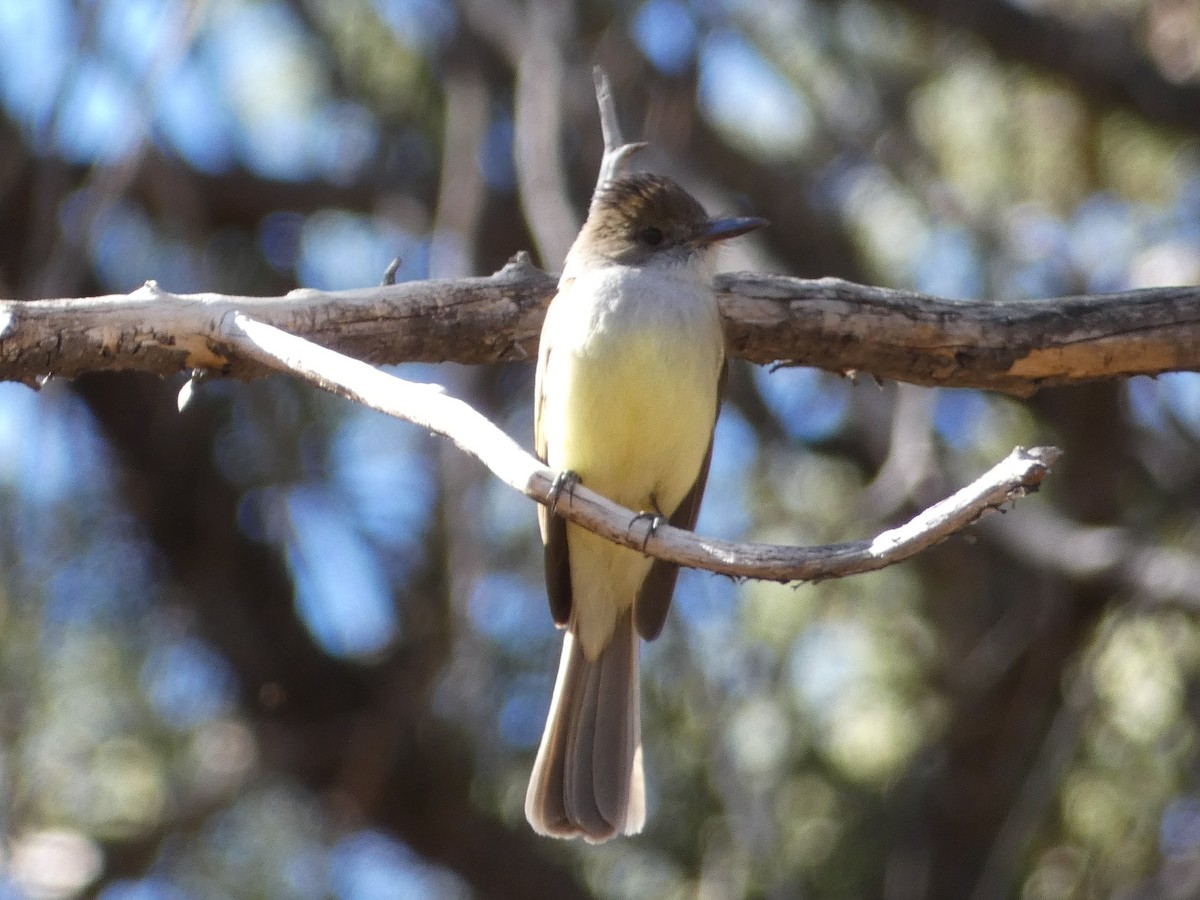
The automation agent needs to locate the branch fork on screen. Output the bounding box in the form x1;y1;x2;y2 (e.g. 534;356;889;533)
217;311;1057;582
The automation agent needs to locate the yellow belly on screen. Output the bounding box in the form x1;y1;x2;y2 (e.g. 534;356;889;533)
539;272;723;658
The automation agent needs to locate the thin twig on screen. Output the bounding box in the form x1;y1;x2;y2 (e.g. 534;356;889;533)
216;311;1059;582
591;66;647;194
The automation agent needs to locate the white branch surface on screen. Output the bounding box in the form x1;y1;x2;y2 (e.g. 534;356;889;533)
220;311;1059;582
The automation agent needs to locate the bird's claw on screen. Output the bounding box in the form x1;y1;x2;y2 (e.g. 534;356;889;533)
629;496;665;551
549;470;580;517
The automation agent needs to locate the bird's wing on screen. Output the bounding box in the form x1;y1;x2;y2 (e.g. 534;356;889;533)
535;290;573;628
634;359;727;641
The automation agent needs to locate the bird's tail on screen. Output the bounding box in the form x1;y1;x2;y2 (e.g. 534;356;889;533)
525;609;644;843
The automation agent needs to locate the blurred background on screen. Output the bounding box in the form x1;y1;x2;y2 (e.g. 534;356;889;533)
2;0;1200;897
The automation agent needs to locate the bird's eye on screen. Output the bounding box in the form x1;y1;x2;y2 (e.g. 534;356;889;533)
638;226;664;247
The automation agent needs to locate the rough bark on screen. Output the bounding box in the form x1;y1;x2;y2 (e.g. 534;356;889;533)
3;268;1199;396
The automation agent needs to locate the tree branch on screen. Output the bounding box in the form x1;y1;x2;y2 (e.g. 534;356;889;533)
591;66;647;192
216;310;1058;582
3;268;1198;395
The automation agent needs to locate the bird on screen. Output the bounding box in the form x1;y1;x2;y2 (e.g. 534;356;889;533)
526;172;766;842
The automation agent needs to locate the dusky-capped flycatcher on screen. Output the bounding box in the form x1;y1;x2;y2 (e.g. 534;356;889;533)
526;173;766;842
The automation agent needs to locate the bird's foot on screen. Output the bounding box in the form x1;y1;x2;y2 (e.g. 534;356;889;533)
548;470;581;517
629;495;665;551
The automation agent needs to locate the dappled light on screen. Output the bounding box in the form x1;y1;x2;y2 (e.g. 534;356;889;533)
1;0;1200;897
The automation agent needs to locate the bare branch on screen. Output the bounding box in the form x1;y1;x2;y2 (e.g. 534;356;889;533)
512;0;578;269
719;273;1200;396
591;66;647;193
216;310;1059;583
4;271;1199;395
0;258;556;387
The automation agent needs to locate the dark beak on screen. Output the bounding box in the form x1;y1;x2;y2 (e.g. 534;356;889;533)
692;215;769;246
